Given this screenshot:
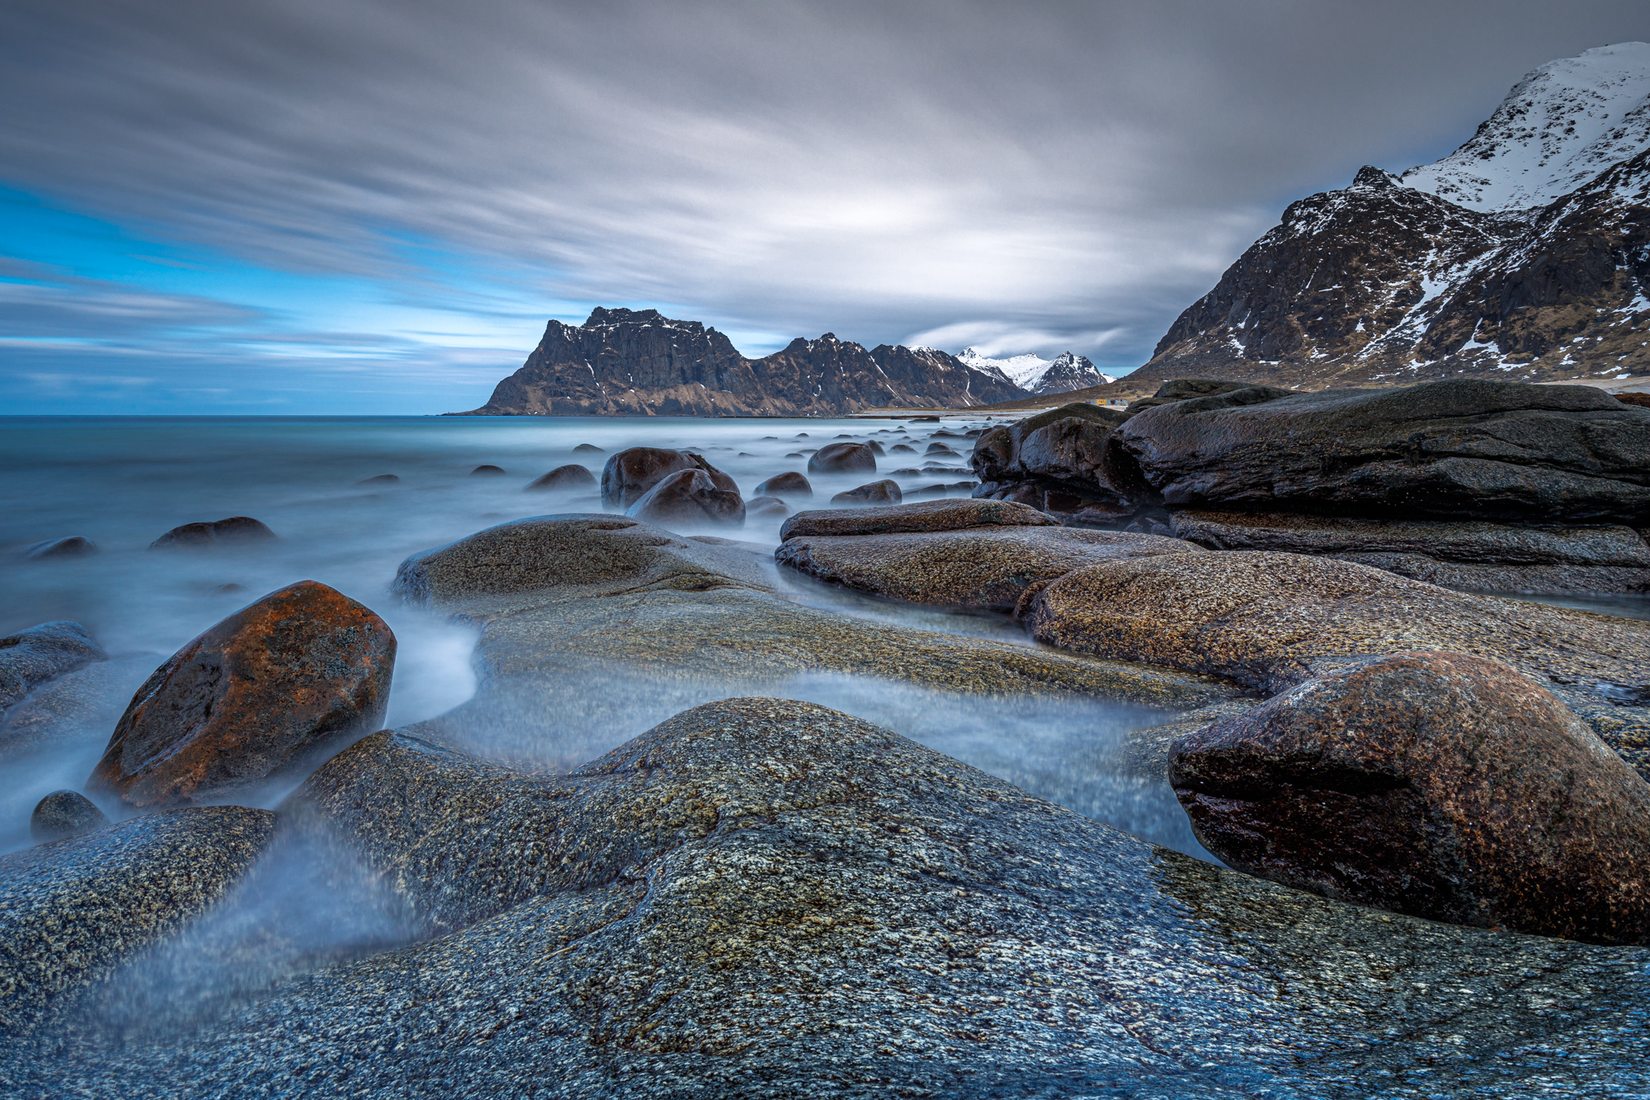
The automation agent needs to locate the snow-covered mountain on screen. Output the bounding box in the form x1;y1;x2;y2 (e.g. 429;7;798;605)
957;347;1113;395
1138;43;1650;390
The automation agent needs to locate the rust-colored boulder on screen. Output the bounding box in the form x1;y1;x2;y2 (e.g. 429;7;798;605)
1169;652;1650;944
600;448;737;509
88;581;395;808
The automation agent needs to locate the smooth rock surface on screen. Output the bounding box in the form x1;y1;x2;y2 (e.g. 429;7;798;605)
1171;652;1650;943
829;478;901;506
526;464;597;491
148;516;276;550
0;621;105;717
806;441;877;474
29;791;107;843
753;471;813;500
779;498;1054;540
88;581;396;807
625;467;746;526
600;448;736;510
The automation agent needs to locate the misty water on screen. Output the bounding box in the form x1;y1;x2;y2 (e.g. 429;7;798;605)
1;414;1208;1040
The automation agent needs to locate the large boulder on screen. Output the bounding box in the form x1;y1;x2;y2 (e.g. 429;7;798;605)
1115;378;1650;524
806;441;877;474
600;448;736;509
21;698;1650;1094
149;516;276;550
0;806;273;1035
1023;550;1650;775
624;468;746;526
754;471;813;500
0;621;105;716
88;581;395;808
970;403;1139;522
1169;652;1650;944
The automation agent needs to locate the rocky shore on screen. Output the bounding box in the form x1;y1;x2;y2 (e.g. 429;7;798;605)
3;377;1650;1096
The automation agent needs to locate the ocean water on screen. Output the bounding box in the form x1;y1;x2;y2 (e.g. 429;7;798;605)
2;414;1204;864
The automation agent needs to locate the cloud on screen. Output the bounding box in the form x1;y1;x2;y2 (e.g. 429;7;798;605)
1;0;1647;407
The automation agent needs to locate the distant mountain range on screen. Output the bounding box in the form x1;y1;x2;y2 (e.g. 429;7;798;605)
1136;42;1650;390
957;348;1114;394
461;308;1107;416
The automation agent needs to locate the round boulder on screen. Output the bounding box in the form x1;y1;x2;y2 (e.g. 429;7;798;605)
30;790;107;843
470;464;506;477
149;516;275;550
745;495;790;522
601;448;737;510
807;442;877;475
527;464;597;492
754;472;813;501
25;537;96;561
626;468;746;527
88;580;396;808
1169;651;1650;944
830;480;902;507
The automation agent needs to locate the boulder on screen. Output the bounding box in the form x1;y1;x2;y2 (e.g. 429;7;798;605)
0;621;105;716
829;479;901;506
806;441;877;474
88;581;396;808
0;806;273;1035
1615;392;1649;409
470;464;506;476
1170;652;1650;944
754;471;813;500
29;790;107;843
1023;550;1650;775
624;468;746;526
525;463;596;491
925;441;959;456
24;536;95;561
970;403;1139;522
780;498;1055;540
889;443;917;454
1115;378;1650;524
149;516;276;550
744;495;790;522
600;448;736;509
1169;510;1650;594
355;473;399;486
778;525;1197;612
572;443;604;455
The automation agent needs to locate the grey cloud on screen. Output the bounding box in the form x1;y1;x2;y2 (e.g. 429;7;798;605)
2;0;1648;378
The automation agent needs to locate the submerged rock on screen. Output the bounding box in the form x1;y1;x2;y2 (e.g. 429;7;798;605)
829;479;901;506
600;448;737;509
806;441;877;474
149;516;276;550
753;471;813;500
0;621;105;716
1170;652;1650;944
0;806;273;1035
525;463;597;491
625;467;746;526
29;790;107;843
23;536;96;561
355;473;400;486
744;494;790;522
469;464;506;476
88;581;396;808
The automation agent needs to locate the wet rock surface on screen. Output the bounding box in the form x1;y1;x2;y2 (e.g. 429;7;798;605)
9;699;1650;1096
806;441;877;474
625;467;746;526
779;498;1054;540
0;806;273;1036
600;447;738;510
829;478;901;506
89;581;396;808
0;621;105;717
149;516;276;550
29;790;107;843
753;471;813;500
1171;652;1650;943
526;463;596;491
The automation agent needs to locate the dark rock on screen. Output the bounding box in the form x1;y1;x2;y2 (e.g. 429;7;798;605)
0;806;273;1035
829;479;901;506
88;581;396;808
572;443;604;455
781;498;1056;540
600;447;736;509
29;790;107;843
889;443;917;453
744;495;790;521
525;463;596;492
925;441;959;456
866;440;885;456
625;468;746;527
1170;652;1650;944
1619;392;1650;410
149;516;276;551
753;471;813;500
1023;550;1650;775
807;441;877;475
355;474;399;486
0;621;105;716
970;403;1140;522
24;536;95;561
469;464;506;477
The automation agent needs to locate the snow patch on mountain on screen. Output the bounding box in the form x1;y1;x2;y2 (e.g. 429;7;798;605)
1400;41;1650;212
957;347;1113;394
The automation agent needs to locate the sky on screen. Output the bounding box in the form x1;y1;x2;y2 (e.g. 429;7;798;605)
2;0;1648;414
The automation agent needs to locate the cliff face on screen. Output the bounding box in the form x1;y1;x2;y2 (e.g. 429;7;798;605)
463;308;1026;416
1136;44;1650;390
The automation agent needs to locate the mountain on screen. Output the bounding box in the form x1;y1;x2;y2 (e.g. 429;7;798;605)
957;348;1114;394
1138;42;1650;390
461;308;1027;416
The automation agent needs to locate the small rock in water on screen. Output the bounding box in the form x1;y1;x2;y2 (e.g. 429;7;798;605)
889;443;917;454
526;464;597;491
572;443;604;455
29;790;107;843
925;442;959;456
1170;651;1650;945
754;471;813;500
626;468;746;526
745;495;790;521
149;516;276;550
470;464;506;477
88;580;396;808
24;536;96;561
355;473;400;486
830;479;902;506
808;442;877;475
